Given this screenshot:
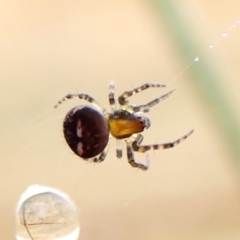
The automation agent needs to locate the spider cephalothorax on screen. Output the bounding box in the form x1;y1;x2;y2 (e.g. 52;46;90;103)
54;82;194;170
108;109;150;139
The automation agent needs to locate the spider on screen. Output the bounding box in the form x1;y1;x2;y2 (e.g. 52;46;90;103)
54;82;194;170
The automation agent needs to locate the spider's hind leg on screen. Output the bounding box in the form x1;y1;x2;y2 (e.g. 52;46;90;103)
54;93;109;117
93;145;109;163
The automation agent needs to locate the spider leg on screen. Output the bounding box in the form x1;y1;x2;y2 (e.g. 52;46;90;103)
116;139;123;158
118;83;166;105
126;140;149;170
109;81;117;111
129;89;176;113
132;129;194;153
93;144;109;163
54;93;109;117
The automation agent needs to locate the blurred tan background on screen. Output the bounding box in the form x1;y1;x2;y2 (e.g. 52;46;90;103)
1;0;240;239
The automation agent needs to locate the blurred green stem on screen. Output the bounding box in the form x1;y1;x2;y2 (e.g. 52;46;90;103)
151;0;240;164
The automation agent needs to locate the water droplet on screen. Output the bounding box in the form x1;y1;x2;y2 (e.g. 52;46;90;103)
209;45;213;49
222;32;228;37
237;20;240;24
232;24;236;28
194;57;199;62
16;185;80;240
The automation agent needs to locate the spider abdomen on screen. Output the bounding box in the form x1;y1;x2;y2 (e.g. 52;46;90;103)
63;106;109;159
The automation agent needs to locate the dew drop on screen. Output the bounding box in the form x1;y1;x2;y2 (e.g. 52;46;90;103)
16;185;80;240
194;57;200;62
222;32;228;37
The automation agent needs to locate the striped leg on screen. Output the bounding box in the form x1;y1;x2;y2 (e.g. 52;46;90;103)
126;141;149;170
129;89;176;113
132;129;194;153
93;145;109;163
118;83;166;105
109;81;117;111
116;139;123;158
54;93;109;117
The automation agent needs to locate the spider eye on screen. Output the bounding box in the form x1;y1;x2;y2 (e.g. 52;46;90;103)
140;116;150;129
63;106;109;159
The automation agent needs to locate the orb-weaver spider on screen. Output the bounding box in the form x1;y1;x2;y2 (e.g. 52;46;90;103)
54;82;194;170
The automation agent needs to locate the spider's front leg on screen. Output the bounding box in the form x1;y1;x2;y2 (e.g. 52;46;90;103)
126;140;149;170
118;83;166;105
130;89;175;113
118;83;175;113
132;129;194;153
